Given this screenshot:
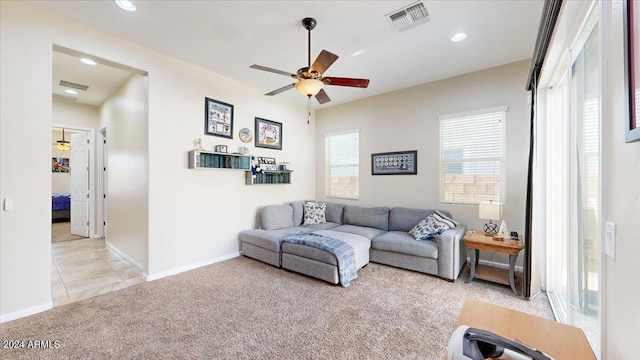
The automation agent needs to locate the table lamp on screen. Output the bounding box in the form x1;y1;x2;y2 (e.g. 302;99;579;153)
478;200;502;236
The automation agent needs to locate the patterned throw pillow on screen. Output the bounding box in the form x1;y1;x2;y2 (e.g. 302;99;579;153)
408;211;458;241
303;201;327;225
432;210;458;229
409;217;444;240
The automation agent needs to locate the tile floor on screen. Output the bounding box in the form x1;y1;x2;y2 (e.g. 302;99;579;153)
51;238;144;307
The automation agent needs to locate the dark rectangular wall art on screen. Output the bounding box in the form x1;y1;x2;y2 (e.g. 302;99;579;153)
371;150;417;175
204;97;234;139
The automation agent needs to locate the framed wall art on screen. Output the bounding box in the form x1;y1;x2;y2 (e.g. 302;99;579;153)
625;0;640;142
52;157;70;173
257;156;277;170
371;150;417;175
205;97;233;139
255;117;282;150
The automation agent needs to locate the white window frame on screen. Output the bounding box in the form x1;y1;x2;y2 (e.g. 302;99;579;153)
438;106;507;205
325;130;360;200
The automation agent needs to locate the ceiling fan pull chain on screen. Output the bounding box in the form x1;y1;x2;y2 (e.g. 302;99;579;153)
307;96;311;124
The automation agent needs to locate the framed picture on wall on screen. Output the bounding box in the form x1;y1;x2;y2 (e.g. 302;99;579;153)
255;117;282;150
52;157;69;173
625;0;640;142
204;97;233;139
371;150;417;175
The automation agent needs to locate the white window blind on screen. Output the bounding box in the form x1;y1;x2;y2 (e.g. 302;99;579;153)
439;108;506;204
326;130;359;199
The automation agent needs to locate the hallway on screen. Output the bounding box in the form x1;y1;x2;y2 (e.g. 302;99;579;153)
51;238;144;306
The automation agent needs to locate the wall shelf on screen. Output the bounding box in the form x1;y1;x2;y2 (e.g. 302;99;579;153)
246;170;292;185
188;150;250;170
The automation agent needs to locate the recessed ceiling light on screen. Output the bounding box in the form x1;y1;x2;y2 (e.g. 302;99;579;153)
80;58;96;65
350;49;366;57
64;89;78;95
114;0;136;12
451;33;467;42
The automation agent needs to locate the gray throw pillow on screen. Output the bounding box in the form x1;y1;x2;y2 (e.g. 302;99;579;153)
261;204;294;230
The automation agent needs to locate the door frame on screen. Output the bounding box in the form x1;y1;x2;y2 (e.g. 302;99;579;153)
52;124;97;238
98;127;107;239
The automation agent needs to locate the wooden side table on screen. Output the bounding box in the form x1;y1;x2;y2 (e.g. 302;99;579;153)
451;298;596;360
463;231;524;295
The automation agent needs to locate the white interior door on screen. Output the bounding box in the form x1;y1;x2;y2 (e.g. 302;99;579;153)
71;132;90;237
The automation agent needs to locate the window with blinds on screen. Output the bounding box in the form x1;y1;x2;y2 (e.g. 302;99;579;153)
439;107;506;204
326;130;359;199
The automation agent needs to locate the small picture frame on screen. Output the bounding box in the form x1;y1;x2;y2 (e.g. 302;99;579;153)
205;97;233;139
255;117;282;150
52;157;70;173
215;145;228;153
258;156;277;171
371;150;417;175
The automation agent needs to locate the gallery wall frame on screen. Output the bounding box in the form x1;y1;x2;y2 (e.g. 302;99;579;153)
205;97;234;139
371;150;417;175
624;0;640;142
255;117;282;150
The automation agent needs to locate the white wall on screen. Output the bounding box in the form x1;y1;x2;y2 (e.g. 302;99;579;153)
99;74;149;270
0;2;315;320
316;60;532;266
53;99;100;129
603;1;640;358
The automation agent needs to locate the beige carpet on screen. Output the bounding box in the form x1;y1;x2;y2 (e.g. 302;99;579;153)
51;222;87;243
1;257;553;359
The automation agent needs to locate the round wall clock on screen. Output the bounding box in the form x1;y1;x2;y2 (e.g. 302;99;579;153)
239;128;253;143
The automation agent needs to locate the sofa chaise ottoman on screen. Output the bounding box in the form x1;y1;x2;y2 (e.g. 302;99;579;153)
238;201;467;285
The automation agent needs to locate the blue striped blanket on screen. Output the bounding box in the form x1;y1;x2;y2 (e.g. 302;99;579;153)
282;232;357;287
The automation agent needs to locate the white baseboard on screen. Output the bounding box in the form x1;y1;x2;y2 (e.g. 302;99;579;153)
105;241;144;272
1;301;53;323
145;252;241;282
466;257;524;273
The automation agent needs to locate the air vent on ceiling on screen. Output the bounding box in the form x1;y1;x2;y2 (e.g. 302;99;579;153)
386;1;430;32
53;93;78;102
59;80;89;91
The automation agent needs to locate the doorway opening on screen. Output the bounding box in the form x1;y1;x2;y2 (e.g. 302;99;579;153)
50;47;145;307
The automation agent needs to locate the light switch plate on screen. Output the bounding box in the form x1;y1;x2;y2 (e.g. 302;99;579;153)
3;197;13;211
605;221;616;260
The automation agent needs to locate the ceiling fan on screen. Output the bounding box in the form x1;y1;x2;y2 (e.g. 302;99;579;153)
54;129;71;151
250;17;370;104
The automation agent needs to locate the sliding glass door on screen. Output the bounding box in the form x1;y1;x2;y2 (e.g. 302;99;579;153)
546;8;600;358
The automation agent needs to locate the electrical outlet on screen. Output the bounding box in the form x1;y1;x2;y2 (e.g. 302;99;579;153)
605;221;616;260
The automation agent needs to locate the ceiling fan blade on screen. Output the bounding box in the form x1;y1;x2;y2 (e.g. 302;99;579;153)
309;50;339;75
322;77;370;88
315;88;331;104
250;65;297;78
265;83;296;96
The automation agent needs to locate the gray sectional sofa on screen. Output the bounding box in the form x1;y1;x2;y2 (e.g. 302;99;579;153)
238;201;467;285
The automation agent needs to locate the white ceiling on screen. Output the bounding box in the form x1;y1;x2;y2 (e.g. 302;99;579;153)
52;51;133;106
30;0;544;108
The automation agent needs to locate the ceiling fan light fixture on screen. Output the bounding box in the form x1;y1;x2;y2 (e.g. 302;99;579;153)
56;142;71;151
295;79;323;97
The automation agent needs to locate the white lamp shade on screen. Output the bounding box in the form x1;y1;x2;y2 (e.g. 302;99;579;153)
478;201;502;221
294;79;323;96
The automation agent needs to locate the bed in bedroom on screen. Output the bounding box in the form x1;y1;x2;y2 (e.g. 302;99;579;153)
52;193;71;222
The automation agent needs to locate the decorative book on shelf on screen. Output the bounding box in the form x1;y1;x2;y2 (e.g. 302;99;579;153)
188;150;251;170
246;170;292;185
